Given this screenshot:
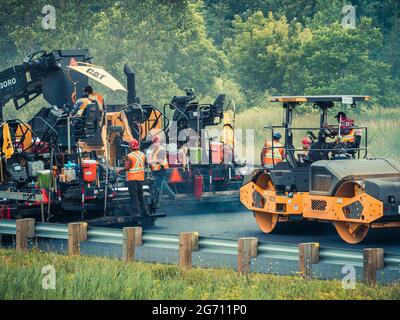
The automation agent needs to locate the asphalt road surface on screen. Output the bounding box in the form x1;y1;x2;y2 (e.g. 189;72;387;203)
152;208;400;254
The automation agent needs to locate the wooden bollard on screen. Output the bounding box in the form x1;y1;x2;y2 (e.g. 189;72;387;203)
191;232;199;252
123;227;142;262
68;222;87;256
238;237;258;276
16;218;35;251
179;232;194;269
363;248;384;286
299;242;320;278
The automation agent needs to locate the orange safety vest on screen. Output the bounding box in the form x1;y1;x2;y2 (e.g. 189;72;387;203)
339;129;355;143
75;98;93;116
149;145;169;171
263;141;284;165
126;150;145;181
89;93;104;111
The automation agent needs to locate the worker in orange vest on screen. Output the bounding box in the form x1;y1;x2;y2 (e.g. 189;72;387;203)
71;95;94;116
335;111;356;143
261;132;285;166
149;136;169;171
148;136;175;199
71;86;103;114
117;139;148;216
84;85;105;112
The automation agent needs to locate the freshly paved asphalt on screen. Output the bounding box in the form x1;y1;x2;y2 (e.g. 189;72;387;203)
154;207;400;254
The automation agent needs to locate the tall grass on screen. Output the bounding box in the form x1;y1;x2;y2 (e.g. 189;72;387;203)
234;105;400;164
0;249;399;300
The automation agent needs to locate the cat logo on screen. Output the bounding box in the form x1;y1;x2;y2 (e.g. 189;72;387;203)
68;64;127;91
86;68;106;80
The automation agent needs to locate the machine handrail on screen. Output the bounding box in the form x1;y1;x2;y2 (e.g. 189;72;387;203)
262;125;368;166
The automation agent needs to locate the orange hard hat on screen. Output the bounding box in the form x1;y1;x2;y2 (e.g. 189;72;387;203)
129;139;140;150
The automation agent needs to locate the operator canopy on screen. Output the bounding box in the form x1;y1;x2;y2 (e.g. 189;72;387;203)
68;62;127;92
269;95;370;104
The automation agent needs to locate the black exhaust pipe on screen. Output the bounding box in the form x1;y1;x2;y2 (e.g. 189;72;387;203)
124;64;139;105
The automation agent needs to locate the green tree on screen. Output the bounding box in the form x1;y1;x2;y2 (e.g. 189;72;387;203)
227;11;312;99
302;18;398;106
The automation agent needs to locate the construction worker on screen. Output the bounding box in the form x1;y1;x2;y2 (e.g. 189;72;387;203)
117;139;148;217
84;85;105;112
220;113;234;164
262;132;285;166
148;136;169;171
335;111;355;143
71;86;102;113
299;136;312;162
148;136;175;199
71;93;93;116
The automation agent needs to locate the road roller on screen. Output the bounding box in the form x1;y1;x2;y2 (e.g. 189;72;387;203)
240;95;400;244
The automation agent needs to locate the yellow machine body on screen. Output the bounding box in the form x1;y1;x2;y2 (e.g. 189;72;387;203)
241;176;383;223
78;109;163;165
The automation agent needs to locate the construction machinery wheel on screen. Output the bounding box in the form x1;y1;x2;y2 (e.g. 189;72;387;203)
253;172;279;233
334;221;369;244
254;211;279;233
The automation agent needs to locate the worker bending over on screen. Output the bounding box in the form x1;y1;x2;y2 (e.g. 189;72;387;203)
262;132;285;166
148;136;175;199
117;139;148;217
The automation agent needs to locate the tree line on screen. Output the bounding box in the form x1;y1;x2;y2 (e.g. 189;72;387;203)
1;0;399;117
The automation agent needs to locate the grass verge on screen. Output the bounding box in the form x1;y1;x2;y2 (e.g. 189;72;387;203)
0;248;399;300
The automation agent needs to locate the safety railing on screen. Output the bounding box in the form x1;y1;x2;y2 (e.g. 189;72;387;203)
0;219;398;285
263;125;369;166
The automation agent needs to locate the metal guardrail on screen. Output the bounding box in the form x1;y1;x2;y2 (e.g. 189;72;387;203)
1;220;399;273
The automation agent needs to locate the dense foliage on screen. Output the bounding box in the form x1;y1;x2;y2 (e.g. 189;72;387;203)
0;0;399;114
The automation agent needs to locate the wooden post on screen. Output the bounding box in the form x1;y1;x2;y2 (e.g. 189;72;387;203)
79;223;88;242
179;232;193;269
191;232;199;252
249;237;258;258
363;248;384;286
16;218;35;251
238;237;257;275
68;222;86;256
299;242;320;278
133;227;143;247
123;227;136;262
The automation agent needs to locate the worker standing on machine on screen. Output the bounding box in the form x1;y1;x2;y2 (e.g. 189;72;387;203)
148;136;175;199
262;132;285;166
117;139;148;217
